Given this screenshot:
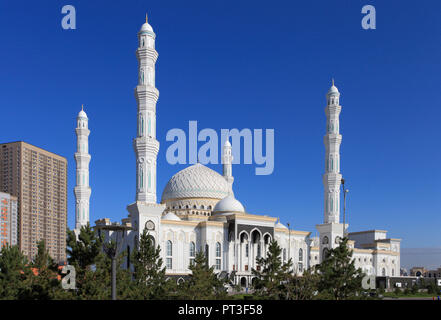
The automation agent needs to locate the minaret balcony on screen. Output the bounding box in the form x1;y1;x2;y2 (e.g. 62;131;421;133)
135;86;159;102
133;137;159;154
75;128;90;136
136;47;158;62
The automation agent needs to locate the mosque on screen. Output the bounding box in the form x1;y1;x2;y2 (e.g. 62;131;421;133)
73;16;401;287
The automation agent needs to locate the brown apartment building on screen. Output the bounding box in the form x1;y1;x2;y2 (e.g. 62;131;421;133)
0;141;67;263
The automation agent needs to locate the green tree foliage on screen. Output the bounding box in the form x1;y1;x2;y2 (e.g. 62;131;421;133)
285;267;320;300
66;223;102;272
130;229;172;299
177;251;227;300
316;237;366;300
0;244;30;299
19;240;73;299
251;240;292;299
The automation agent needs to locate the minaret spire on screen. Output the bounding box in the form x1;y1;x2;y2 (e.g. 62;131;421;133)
134;14;159;203
74;105;91;234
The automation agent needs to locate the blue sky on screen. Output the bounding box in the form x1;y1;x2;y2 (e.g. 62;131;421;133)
0;0;440;251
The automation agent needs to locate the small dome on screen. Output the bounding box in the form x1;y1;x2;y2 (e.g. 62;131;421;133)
140;22;153;33
276;221;288;229
162;212;181;221
78;110;87;119
213;195;245;214
327;80;339;95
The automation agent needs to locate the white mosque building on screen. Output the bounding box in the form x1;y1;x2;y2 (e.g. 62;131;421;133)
90;16;401;287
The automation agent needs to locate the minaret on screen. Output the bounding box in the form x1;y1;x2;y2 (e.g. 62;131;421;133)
74;105;91;232
127;15;165;246
222;139;234;194
316;80;344;261
323;79;342;224
134;13;159;203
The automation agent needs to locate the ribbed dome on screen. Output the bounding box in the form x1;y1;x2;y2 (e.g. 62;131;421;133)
161;163;230;202
213;195;245;214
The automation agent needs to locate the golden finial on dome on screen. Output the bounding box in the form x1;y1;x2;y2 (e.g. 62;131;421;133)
145;13;148;23
332;78;334;86
81;104;84;111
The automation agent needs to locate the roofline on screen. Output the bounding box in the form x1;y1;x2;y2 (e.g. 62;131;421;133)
0;141;67;161
348;229;388;235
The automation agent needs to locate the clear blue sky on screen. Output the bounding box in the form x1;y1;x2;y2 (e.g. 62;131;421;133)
0;0;440;249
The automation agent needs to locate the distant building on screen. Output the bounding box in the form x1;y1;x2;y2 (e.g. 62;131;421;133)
0;192;18;250
424;267;441;278
410;266;427;277
0;141;67;263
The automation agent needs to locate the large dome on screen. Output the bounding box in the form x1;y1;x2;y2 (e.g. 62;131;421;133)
161;163;230;202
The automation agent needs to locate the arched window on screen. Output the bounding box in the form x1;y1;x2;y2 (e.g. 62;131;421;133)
245;244;249;257
299;248;303;262
166;240;172;269
323;248;329;259
215;242;221;270
257;244;261;258
392;269;394;276
283;248;286;262
127;245;131;268
382;268;386;276
205;244;209;264
147;235;155;247
189;241;195;266
322;236;329;245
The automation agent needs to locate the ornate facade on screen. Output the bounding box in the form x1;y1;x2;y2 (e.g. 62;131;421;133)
95;16;401;287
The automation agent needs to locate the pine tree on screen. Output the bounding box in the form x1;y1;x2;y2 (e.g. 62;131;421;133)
285;267;320;300
316;237;366;300
251;240;292;299
177;251;227;300
66;223;102;272
0;244;30;299
19;240;68;300
131;229;172;299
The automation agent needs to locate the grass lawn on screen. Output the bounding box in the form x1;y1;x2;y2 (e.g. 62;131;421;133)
382;292;440;299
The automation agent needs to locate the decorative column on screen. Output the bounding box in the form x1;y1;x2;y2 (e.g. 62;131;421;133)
134;14;159;203
323;79;343;224
74;105;91;231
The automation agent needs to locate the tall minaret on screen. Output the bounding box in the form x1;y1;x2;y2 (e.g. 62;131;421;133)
323;79;342;223
316;80;345;261
222;139;234;194
134;14;159;203
74;105;91;232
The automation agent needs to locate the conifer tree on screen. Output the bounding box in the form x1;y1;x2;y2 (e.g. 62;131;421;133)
177;251;227;300
316;237;365;300
0;244;30;299
66;223;102;272
251;240;292;299
131;229;172;299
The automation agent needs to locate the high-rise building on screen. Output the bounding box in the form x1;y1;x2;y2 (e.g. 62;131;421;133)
0;191;18;250
0;141;67;263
